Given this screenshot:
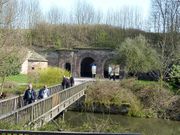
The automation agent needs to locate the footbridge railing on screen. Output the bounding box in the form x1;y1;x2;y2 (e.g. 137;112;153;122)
0;82;89;128
0;130;141;135
0;84;63;117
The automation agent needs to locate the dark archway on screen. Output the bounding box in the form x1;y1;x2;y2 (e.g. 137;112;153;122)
81;57;95;77
65;63;71;72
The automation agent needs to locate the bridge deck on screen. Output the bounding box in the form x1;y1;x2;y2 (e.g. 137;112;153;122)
0;82;89;128
0;84;63;116
0;78;90;117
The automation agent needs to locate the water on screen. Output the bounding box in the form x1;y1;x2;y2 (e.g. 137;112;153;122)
63;111;180;135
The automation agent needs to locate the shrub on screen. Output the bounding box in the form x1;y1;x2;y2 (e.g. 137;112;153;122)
28;67;70;86
116;35;160;74
86;80;144;117
169;64;180;90
120;78;173;118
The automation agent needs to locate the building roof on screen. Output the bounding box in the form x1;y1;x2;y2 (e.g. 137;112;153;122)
28;51;48;62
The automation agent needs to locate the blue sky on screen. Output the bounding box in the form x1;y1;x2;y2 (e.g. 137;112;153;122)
38;0;151;18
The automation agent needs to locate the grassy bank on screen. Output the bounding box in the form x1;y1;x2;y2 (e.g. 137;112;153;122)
0;67;70;97
84;79;175;118
6;74;28;84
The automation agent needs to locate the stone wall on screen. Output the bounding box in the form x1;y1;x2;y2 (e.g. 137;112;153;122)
28;61;48;72
46;48;117;78
21;59;29;74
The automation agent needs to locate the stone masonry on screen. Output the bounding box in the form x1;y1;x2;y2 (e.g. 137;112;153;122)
46;48;117;78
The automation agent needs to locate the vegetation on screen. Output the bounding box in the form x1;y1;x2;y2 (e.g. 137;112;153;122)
169;64;180;91
0;122;23;130
0;67;70;96
28;67;70;87
85;80;143;117
84;79;174;118
116;35;160;74
0;53;25;92
0;0;179;131
30;24;148;50
6;74;28;83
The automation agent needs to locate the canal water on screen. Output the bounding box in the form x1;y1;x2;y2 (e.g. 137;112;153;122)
63;111;180;135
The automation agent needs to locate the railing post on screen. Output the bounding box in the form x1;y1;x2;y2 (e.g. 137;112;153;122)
15;112;18;124
14;98;17;111
30;106;33;121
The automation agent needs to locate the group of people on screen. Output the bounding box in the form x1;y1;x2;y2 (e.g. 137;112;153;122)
23;83;50;105
23;75;75;105
61;76;74;89
108;65;120;81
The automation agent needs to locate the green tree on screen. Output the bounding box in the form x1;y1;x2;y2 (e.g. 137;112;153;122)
116;35;160;75
0;51;24;93
169;64;180;89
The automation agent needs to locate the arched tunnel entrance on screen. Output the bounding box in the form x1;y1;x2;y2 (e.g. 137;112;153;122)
81;57;95;77
65;63;71;72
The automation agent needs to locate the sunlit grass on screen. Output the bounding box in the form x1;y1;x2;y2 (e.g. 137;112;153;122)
6;74;28;83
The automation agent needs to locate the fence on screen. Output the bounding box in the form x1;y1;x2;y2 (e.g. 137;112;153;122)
0;130;141;135
0;84;63;116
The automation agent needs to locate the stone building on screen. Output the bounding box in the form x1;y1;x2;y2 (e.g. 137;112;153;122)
21;51;48;74
46;48;117;78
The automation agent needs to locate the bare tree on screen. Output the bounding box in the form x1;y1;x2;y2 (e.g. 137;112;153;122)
105;6;144;29
0;0;27;93
47;6;66;24
74;0;96;24
152;0;180;33
151;0;180;88
25;0;44;28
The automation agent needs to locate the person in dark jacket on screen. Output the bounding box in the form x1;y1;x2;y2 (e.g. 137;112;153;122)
70;76;74;87
38;87;44;99
23;83;36;105
38;85;50;99
66;77;71;88
61;76;66;89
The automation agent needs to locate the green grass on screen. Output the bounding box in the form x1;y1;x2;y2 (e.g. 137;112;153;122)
6;74;28;83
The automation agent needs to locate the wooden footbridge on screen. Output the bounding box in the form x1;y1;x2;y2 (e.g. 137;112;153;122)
0;84;63;117
0;79;141;135
0;81;89;128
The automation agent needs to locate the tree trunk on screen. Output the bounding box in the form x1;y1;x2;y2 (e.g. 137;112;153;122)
0;76;6;94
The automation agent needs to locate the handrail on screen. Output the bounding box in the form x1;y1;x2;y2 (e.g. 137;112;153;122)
0;84;62;116
0;130;141;135
0;81;89;126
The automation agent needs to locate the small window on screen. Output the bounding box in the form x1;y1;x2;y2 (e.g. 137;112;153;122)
32;66;35;70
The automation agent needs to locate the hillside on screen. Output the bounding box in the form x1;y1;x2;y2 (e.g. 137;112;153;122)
29;24;160;50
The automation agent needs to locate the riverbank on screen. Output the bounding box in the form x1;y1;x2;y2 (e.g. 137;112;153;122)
40;111;180;135
71;79;180;121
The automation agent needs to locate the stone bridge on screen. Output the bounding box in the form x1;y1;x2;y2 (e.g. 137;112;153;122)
46;48;117;78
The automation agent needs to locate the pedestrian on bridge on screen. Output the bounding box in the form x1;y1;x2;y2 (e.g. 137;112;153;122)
61;76;71;89
70;76;74;87
61;76;66;89
23;83;36;105
38;85;50;99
